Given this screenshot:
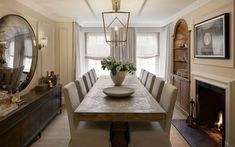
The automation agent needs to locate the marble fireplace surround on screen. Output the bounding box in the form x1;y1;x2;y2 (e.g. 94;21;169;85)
191;71;235;147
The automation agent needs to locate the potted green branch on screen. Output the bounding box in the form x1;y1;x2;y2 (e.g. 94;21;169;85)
101;56;136;86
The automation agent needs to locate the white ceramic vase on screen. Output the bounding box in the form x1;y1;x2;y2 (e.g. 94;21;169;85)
110;71;127;86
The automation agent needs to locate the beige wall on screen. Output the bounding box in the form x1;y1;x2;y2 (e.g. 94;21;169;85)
0;0;57;95
170;0;234;146
55;22;73;86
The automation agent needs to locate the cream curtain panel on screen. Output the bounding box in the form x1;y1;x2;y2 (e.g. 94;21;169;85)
163;24;173;83
73;22;81;80
110;27;136;63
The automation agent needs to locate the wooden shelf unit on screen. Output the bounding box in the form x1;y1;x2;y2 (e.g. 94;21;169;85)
172;19;191;116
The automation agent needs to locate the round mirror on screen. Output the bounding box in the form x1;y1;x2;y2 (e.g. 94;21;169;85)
0;14;38;92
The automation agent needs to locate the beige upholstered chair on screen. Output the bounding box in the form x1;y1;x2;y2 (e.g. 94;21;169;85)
63;82;111;147
138;69;145;80
82;72;92;92
140;70;149;86
88;70;96;86
129;83;178;147
74;78;87;101
145;72;156;92
151;77;165;102
91;68;97;82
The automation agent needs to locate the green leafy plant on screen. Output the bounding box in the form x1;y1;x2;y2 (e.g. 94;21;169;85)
101;57;136;75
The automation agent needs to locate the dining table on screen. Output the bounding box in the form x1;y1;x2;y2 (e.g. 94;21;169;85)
74;75;166;147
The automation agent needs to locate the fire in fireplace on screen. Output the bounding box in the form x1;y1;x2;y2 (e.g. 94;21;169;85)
215;111;223;132
196;80;225;147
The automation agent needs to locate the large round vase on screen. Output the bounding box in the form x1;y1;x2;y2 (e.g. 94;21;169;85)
110;71;127;86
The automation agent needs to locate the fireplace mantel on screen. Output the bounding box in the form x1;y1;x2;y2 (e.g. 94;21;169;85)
191;71;235;147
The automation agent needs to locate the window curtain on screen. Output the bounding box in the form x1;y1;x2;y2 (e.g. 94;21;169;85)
73;22;81;80
163;24;173;83
136;32;158;58
110;27;136;63
86;32;110;60
23;37;32;72
14;35;25;67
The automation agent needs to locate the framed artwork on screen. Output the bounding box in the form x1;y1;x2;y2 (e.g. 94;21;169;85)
194;13;229;58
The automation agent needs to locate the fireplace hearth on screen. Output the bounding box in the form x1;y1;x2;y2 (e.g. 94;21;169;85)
196;80;225;146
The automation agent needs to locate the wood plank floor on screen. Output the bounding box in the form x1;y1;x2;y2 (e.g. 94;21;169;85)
30;107;189;147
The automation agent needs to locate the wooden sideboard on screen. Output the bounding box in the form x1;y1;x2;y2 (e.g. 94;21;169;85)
0;85;61;147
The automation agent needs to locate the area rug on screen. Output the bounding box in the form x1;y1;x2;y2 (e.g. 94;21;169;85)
172;119;219;147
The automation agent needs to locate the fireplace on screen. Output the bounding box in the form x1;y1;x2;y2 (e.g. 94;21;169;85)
196;80;225;146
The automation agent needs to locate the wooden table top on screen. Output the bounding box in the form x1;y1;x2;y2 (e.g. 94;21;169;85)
74;76;166;122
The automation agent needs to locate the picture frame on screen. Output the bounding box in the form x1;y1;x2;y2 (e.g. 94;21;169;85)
194;13;229;58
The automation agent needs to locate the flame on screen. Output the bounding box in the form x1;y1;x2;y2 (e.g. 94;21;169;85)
217;112;223;126
216;112;223;131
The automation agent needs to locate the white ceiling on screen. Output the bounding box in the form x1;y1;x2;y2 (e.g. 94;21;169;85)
15;0;209;27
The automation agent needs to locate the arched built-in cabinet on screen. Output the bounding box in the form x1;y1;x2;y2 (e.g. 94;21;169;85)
172;19;191;115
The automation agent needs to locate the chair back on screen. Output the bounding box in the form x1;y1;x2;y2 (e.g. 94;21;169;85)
145;72;156;92
63;82;80;135
75;78;87;101
139;69;145;80
88;70;95;86
159;83;178;136
141;70;149;85
82;72;92;92
151;77;165;102
91;68;97;82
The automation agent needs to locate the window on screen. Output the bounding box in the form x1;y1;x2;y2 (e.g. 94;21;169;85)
5;38;32;72
23;38;32;72
85;32;110;76
136;32;159;75
7;41;14;68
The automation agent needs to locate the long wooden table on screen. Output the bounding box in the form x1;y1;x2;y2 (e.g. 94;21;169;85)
75;76;166;121
74;76;166;147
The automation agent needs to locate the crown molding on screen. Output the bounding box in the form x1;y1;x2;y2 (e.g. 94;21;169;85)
16;0;57;20
162;0;212;26
15;0;217;26
55;17;77;23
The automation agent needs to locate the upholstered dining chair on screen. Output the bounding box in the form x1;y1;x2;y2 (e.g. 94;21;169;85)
138;69;145;80
141;70;149;86
91;68;97;82
82;72;92;92
129;83;178;147
74;78;87;102
63;82;111;147
88;70;96;86
151;77;165;102
145;72;156;92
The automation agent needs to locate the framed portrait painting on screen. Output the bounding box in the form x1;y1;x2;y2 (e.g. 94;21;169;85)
194;13;229;58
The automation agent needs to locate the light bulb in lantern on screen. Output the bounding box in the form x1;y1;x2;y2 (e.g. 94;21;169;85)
114;26;119;32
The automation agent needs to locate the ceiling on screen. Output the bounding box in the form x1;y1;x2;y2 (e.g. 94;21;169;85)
15;0;206;27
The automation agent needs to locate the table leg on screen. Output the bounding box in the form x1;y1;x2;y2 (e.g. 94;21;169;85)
110;122;129;147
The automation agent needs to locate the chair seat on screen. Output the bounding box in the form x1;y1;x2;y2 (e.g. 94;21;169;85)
129;122;171;147
71;121;111;147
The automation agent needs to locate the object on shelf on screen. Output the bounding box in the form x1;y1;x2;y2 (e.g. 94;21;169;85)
175;54;188;62
40;71;59;87
178;43;187;48
176;69;188;78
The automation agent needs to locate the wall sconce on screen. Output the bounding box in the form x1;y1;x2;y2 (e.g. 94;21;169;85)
38;37;48;50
